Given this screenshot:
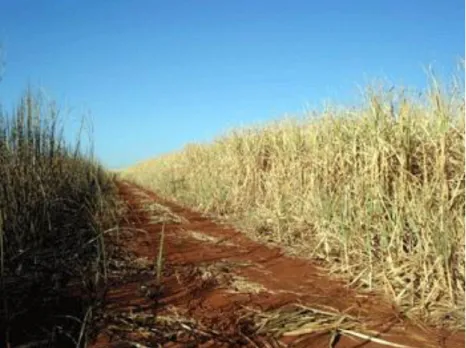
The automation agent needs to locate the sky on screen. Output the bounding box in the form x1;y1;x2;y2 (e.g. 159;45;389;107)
0;0;464;169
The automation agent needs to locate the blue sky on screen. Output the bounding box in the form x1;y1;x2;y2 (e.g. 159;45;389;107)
0;0;463;169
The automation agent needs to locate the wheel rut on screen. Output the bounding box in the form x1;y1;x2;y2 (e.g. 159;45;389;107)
90;181;464;348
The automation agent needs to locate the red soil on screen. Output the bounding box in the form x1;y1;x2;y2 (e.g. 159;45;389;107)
90;181;465;348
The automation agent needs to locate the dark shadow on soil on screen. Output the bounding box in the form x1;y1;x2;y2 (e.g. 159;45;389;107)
0;292;94;348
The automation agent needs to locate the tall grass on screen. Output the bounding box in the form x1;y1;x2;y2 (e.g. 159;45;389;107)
0;89;118;346
122;69;465;329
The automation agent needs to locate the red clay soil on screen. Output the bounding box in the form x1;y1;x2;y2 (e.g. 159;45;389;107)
90;181;465;348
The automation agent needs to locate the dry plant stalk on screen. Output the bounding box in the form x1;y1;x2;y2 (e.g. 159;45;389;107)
121;67;465;329
0;89;119;346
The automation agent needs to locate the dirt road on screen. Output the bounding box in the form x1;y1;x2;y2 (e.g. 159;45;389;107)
90;182;464;347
